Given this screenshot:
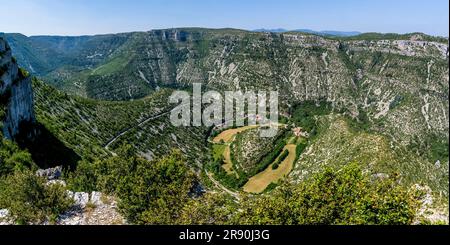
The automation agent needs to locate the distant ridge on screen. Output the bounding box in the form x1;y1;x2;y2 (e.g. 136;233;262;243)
253;28;361;37
253;28;289;33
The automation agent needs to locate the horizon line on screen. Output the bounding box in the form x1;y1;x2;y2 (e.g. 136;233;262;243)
1;27;448;38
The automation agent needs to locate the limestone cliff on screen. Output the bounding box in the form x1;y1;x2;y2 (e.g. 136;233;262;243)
0;37;35;139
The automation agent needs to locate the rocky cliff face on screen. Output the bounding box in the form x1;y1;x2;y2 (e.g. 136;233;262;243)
6;30;447;155
97;30;447;148
0;37;35;139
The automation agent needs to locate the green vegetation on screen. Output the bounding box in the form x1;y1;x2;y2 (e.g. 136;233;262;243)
194;38;211;58
212;144;226;162
99;159;418;225
208;157;247;189
272;149;289;170
1;99;35;176
0;137;34;176
337;42;359;71
243;130;287;175
0;125;72;224
409;133;449;164
186;163;419;225
297;116;449;195
0;169;73;224
232;128;288;174
208;128;291;190
336;32;448;44
32;79;177;158
1;29;448;224
263;182;279;193
91;55;131;76
116;150;196;224
294;142;307;163
68;145;196;224
290;101;332;133
234;163;418;225
18;67;29;79
243;143;297;194
178;193;236;225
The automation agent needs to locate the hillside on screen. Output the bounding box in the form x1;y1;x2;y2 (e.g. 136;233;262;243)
32;79;208;166
3;30;448;153
0;29;448;224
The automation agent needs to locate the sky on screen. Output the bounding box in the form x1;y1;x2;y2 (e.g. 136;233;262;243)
0;0;448;36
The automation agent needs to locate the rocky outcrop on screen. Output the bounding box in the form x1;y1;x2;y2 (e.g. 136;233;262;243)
0;190;125;225
0;37;35;139
42;167;126;225
41;166;126;225
412;184;449;224
36;166;62;180
1;166;126;225
59;191;126;225
0;209;11;225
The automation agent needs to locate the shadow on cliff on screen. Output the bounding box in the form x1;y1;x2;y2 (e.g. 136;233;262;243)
16;122;81;170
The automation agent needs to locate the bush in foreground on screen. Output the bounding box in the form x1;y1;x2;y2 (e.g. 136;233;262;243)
0;169;73;224
233;163;418;225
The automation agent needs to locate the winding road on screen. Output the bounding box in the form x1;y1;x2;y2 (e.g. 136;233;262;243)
101;104;276;200
103;108;173;150
103;100;196;150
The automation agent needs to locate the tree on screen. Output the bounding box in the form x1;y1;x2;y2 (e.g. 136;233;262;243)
178;193;235;225
98;147;198;224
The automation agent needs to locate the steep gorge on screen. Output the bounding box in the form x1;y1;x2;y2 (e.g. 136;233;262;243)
4;30;448;149
0;29;448;224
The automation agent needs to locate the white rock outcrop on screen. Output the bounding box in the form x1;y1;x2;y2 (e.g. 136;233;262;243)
36;166;62;180
73;192;89;208
0;209;12;225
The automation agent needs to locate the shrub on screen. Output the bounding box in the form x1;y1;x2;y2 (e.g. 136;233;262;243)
116;150;197;224
0;138;35;176
272;149;289;170
0;169;73;224
250;130;289;175
178;193;235;225
290;101;332;132
18;67;29;79
68;145;197;224
294;142;307;163
234;163;418;225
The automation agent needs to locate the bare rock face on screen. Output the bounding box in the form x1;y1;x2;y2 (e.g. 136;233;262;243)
0;37;35;139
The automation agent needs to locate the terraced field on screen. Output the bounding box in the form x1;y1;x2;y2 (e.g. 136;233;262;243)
212;126;257;175
211;125;302;193
243;144;297;193
212;126;258;143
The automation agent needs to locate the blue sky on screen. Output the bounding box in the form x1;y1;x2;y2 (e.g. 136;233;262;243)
0;0;448;36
